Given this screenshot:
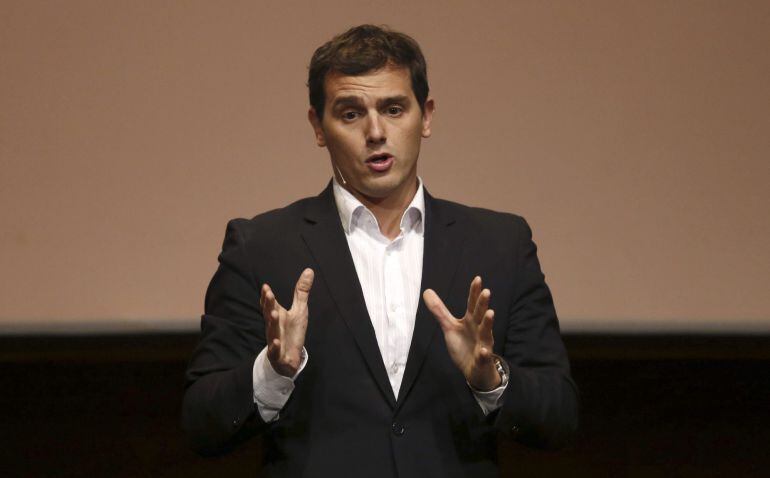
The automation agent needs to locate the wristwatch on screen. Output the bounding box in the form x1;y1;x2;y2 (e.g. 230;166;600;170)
493;355;510;388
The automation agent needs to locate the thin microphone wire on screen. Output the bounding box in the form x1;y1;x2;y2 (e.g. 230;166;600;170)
334;163;347;185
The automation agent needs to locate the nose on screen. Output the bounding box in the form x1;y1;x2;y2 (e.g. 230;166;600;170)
365;114;386;145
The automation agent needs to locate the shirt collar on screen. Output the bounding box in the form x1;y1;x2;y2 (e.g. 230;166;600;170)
332;177;425;236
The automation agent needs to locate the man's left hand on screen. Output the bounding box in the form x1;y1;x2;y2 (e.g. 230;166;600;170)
423;276;501;391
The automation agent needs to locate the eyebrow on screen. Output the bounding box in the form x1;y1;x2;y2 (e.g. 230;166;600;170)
331;95;412;111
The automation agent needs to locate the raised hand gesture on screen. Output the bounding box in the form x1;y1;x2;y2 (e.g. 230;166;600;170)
423;276;501;391
259;268;314;377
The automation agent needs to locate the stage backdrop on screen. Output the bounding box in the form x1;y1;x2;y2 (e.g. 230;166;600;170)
1;0;768;334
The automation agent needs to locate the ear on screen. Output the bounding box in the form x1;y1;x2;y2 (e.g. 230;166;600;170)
421;97;435;138
308;107;326;147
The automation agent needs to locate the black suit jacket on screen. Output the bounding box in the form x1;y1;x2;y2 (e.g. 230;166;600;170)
182;183;578;477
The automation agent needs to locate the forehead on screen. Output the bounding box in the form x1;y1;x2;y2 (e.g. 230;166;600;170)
323;66;414;104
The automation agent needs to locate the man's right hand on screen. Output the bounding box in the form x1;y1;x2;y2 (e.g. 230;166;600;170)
260;268;314;377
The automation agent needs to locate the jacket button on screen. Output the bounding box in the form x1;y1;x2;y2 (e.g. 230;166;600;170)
391;422;405;436
233;418;240;427
511;424;520;435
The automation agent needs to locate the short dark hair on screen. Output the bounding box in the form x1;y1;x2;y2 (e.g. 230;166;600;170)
307;24;429;120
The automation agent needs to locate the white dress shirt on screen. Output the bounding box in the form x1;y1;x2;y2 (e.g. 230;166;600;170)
252;178;505;421
334;178;425;397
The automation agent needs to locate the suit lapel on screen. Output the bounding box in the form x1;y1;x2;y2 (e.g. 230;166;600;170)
397;190;467;407
300;183;397;408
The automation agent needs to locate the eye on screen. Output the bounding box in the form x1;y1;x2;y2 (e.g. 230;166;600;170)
386;105;404;116
341;110;360;121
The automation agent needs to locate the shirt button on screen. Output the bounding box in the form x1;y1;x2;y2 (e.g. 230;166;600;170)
391;422;405;436
391;363;398;373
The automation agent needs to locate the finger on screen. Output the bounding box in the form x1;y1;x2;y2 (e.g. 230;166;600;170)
478;309;495;342
264;290;274;316
264;306;279;337
466;276;482;315
261;284;273;329
472;288;491;325
263;285;274;310
423;289;456;331
291;268;315;311
260;283;269;310
265;287;285;314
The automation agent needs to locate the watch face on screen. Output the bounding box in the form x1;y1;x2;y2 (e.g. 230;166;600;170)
494;358;509;386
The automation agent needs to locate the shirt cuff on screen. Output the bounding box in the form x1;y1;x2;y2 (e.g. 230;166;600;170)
469;356;510;416
252;346;308;422
470;381;506;416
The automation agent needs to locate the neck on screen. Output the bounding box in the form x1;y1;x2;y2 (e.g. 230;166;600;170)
344;176;419;241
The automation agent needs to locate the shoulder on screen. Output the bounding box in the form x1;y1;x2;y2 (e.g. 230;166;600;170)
221;195;317;247
430;196;531;236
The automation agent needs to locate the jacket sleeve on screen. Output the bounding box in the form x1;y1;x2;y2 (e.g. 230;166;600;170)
181;219;269;456
493;216;579;449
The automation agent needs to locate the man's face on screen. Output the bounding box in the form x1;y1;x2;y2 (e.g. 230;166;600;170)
309;66;434;204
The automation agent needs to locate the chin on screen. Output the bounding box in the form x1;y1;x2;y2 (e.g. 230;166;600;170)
362;177;403;196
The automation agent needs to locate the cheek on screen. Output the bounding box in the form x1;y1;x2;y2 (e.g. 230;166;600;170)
399;126;424;152
328;131;361;155
324;137;348;159
405;117;425;139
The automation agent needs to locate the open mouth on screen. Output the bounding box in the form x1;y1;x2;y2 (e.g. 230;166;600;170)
365;153;394;172
366;153;392;163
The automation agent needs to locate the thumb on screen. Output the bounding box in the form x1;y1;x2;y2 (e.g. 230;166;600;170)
292;268;314;310
423;289;455;330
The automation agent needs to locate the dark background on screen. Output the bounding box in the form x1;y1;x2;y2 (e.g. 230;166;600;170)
3;334;768;477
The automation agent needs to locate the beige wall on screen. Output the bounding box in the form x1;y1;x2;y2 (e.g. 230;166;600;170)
1;1;768;334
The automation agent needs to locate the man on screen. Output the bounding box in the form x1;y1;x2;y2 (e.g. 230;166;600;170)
182;24;578;477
